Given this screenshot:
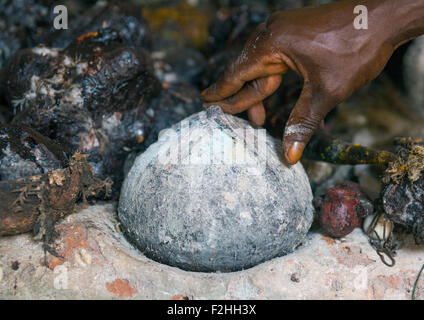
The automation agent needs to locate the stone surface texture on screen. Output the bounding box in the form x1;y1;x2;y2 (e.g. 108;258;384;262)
0;204;423;300
118;107;314;272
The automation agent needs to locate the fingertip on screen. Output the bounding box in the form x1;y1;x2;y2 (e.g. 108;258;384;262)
201;83;221;102
249;118;265;128
283;140;305;165
247;103;266;127
202;101;234;115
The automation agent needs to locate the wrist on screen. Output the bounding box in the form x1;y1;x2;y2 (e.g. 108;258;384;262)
377;0;424;49
326;0;424;50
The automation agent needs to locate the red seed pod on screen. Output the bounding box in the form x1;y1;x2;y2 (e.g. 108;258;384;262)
317;181;374;238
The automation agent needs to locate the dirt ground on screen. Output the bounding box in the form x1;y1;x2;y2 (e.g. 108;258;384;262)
0;203;422;300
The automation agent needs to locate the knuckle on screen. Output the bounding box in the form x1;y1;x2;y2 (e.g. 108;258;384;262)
296;115;321;132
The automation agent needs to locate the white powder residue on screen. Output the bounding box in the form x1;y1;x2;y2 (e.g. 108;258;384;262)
284;124;313;137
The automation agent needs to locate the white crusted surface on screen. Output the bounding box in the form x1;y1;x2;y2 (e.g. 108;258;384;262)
118;107;314;272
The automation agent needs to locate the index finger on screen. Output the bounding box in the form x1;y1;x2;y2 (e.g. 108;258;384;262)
202;23;288;102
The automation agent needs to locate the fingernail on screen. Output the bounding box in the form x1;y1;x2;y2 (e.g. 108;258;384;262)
285;141;305;165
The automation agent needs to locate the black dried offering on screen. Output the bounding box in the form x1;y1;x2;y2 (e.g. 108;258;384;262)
6;29;161;189
382;139;424;244
0;124;67;181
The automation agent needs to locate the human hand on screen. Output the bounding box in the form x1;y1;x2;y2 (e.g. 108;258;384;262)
202;1;397;165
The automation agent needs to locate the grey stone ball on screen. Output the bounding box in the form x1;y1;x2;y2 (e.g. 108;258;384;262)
118;106;314;272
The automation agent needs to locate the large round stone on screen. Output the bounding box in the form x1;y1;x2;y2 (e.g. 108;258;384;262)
118;106;314;272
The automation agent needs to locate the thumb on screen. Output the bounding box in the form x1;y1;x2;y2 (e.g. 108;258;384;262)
283;83;337;165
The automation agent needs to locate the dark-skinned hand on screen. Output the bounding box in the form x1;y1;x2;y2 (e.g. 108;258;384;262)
202;0;424;165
